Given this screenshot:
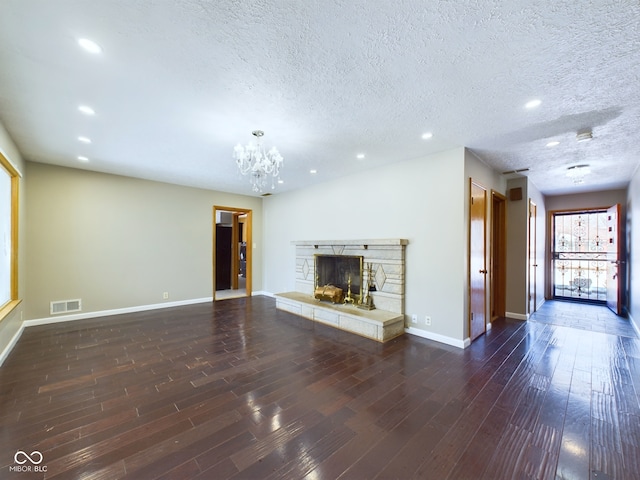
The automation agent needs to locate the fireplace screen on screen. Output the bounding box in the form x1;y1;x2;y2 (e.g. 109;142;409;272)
315;254;363;296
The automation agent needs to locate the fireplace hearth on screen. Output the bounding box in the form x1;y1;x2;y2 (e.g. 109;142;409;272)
275;239;408;342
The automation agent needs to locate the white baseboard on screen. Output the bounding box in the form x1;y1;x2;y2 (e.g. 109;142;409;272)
629;311;639;337
253;291;273;297
405;326;468;349
506;311;528;320
0;323;25;366
24;297;214;327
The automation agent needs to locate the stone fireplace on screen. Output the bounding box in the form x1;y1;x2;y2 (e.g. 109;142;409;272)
275;239;408;342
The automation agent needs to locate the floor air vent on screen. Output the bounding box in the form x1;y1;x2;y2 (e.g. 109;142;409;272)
50;299;82;315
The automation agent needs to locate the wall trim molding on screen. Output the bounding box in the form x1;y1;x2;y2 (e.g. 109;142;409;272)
0;323;25;366
405;326;468;349
253;290;273;297
506;311;528;321
24;297;214;327
629;311;639;338
24;297;215;328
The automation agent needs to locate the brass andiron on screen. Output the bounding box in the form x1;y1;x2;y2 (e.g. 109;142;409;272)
344;275;355;304
358;263;376;310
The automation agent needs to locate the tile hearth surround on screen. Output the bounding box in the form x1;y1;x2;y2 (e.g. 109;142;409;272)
275;239;407;342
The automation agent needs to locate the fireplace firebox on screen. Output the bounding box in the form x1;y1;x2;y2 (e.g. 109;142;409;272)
314;254;363;298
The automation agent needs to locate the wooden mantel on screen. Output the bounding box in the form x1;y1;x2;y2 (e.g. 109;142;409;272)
292;238;409;247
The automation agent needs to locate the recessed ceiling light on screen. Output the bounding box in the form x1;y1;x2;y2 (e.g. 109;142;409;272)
78;136;92;144
356;153;365;159
77;38;102;54
421;132;433;140
310;169;317;174
525;99;541;109
78;105;95;115
546;141;560;147
77;156;89;162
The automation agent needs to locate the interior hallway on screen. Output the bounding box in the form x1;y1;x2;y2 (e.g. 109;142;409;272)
0;297;638;479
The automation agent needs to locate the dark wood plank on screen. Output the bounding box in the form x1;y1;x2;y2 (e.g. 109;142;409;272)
0;297;638;479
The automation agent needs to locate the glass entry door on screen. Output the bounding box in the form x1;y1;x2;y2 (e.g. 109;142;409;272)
552;210;611;302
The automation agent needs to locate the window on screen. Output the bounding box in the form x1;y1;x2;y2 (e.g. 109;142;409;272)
0;150;20;321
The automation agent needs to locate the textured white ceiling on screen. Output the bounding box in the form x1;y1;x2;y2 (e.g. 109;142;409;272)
0;0;638;196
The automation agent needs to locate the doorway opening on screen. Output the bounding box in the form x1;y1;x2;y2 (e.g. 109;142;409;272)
213;206;252;301
490;191;507;321
551;208;610;304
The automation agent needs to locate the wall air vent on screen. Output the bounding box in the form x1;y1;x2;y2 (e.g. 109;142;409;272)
50;299;82;315
216;211;233;225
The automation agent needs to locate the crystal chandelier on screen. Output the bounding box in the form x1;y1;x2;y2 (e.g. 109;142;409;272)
233;130;284;192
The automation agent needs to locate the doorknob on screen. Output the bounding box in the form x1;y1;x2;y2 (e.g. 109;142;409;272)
479;269;487;274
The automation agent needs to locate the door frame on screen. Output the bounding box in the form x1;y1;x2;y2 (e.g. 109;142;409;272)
213;205;252;300
490;190;507;321
230;212;244;290
547;206;616;303
528;200;537;315
606;203;623;315
468;179;487;342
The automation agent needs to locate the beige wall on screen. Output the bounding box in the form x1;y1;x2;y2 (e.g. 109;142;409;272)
25;162;263;319
503;177;547;318
505;177;529;316
263;147;505;345
0;122;27;359
545;189;627;213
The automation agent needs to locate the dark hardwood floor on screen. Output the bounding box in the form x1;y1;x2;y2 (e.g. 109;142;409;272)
1;297;638;479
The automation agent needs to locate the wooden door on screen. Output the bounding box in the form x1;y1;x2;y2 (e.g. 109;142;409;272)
215;225;232;290
528;200;537;315
469;180;487;342
490;191;507;321
606;203;623;315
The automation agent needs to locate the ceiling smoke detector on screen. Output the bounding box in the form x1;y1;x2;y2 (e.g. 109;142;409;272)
576;131;593;142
